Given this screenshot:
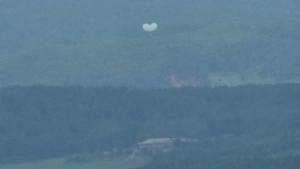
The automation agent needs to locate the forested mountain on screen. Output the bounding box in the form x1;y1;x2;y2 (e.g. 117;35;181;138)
1;0;300;87
0;84;299;164
138;151;300;169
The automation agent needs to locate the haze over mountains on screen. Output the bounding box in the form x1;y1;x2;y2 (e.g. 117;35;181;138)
1;0;300;87
1;1;300;168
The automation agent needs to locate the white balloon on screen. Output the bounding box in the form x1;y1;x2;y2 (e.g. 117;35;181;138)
143;23;157;32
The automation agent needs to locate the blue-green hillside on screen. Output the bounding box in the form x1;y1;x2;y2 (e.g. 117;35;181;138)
0;84;300;163
1;0;300;87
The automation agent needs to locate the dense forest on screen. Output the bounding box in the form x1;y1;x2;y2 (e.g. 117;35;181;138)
138;149;300;169
0;84;299;165
1;0;300;87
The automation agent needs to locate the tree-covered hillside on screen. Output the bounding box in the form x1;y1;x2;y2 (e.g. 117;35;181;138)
138;151;300;169
0;84;300;163
1;0;300;87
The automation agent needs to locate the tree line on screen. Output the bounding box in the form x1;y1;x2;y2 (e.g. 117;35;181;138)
0;84;299;163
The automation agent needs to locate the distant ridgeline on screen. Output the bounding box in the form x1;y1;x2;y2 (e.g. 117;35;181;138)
1;0;300;87
0;84;300;163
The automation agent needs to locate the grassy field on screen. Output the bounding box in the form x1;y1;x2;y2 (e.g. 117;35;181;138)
0;157;148;169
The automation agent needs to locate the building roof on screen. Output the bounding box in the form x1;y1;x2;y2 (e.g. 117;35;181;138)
138;138;173;145
137;138;198;145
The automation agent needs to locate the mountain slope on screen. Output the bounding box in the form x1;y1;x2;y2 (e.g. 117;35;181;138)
0;84;300;163
1;0;300;87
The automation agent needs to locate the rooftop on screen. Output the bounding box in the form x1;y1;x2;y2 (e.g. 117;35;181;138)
137;138;198;145
138;138;173;145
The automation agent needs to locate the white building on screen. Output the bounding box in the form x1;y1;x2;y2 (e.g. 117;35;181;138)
137;137;198;151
